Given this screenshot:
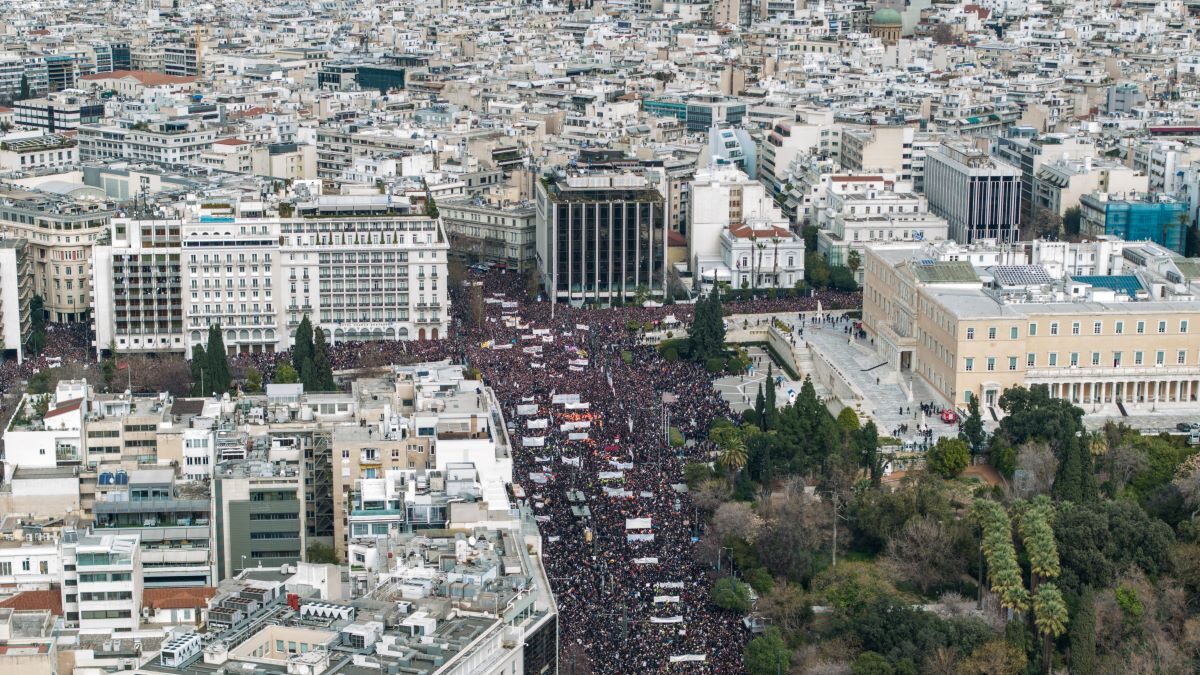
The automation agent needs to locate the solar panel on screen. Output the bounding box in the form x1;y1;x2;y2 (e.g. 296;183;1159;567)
992;265;1053;287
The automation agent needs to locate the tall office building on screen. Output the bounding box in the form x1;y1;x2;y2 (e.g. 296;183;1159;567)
212;458;307;580
535;172;667;304
925;141;1023;244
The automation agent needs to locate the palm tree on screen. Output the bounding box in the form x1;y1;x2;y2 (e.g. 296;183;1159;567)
717;435;747;482
1017;503;1060;590
755;240;767;296
770;236;781;287
1087;430;1108;456
1033;584;1068;674
747;233;758;296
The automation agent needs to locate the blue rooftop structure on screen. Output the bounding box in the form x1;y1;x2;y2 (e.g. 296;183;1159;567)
1071;275;1144;297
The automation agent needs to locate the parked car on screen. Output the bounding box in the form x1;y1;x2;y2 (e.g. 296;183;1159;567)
1178;422;1200;432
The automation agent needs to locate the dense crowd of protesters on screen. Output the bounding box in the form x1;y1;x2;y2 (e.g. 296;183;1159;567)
0;271;858;674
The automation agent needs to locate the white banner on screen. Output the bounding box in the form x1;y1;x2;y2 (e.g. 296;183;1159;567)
569;359;589;367
564;402;591;410
516;404;538;416
625;517;652;530
627;533;655;542
598;471;624;481
561;457;580;467
562;421;591;431
603;487;632;497
634;557;659;565
542;335;555;343
528;419;549;429
654;596;680;604
669;655;706;664
492;343;513;350
576;324;589;331
568;432;589;440
522;346;542;354
651;616;684;624
535;456;551;463
501;301;518;309
552;394;581;405
548;536;560;542
521;334;537;341
533;328;551;336
569;366;584;372
528;473;549;484
522;437;545;447
608;460;633;470
655;582;685;589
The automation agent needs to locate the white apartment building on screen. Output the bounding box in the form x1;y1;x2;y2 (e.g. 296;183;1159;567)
0;134;78;171
94;197;451;358
59;530;142;631
817;189;950;276
0;541;60;591
91;218;185;356
3;380;89;470
1130;140;1200;194
76;120;217;166
1031;158;1148;216
0;239;31;363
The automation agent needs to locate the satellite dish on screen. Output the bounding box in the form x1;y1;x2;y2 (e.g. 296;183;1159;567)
468;536;477;546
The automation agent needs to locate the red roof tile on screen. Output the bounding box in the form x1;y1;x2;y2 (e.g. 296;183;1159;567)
728;223;792;239
81;70;195;86
214;138;251;146
0;589;63;616
43;398;82;418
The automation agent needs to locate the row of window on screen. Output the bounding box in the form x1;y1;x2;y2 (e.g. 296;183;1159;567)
967;319;1189;340
965;349;1195;371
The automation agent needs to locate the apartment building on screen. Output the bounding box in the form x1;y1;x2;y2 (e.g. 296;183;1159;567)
0;134;78;172
863;242;1200;410
0;239;32;363
759;120;820;197
441;196;537;272
11;93;104;132
1031;158;1147;216
839;124;915;183
925;141;1023;244
331;364;513;557
0;186;114;323
91;218;185;355
817;189;949;274
59;530;143;631
76;120;217;165
212;457;307;580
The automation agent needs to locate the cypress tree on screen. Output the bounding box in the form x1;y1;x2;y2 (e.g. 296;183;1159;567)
205;325;231;394
764;365;777;429
190;345;207;396
1069;587;1097;673
754;384;766;430
313;327;335;391
293;316;314;374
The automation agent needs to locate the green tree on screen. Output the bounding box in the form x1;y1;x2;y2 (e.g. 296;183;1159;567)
19;73;29;100
851;651;894;675
829;265;858;291
190;344;207;395
312;327;335;391
687;290;725;364
763;365;777;428
27;295;46;356
805;252;830;288
717;433;748;481
754;384;766;431
1186;223;1200;258
926;437;969;478
1062;206;1082;237
711;577;751;613
743;626;790;675
274;363;301;384
205;324;231;393
292;315;314;376
836;407;860;435
306;542;339;564
1068;586;1096;674
425;194;439;219
245;366;263;393
1053;435;1097;503
1032;583;1068;674
960;394;986;456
